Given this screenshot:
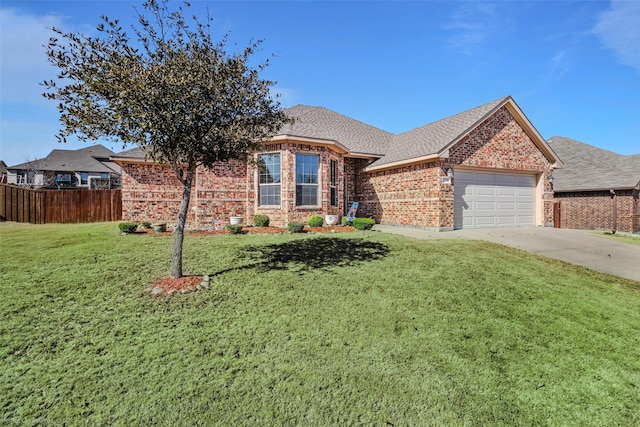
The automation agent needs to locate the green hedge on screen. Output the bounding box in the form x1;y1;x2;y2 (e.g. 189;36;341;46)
307;215;324;227
353;217;375;230
287;222;305;233
118;222;138;233
226;224;244;235
253;214;270;227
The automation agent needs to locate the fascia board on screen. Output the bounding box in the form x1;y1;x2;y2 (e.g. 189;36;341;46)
268;134;349;154
364;154;442;173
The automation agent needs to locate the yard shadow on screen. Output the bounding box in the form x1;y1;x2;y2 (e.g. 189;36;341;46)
211;236;389;276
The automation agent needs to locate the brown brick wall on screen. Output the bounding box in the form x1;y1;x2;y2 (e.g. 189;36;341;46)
350;159;454;230
555;188;640;233
121;106;556;231
449;106;551;172
121;163;190;226
121;143;346;228
350;106;554;229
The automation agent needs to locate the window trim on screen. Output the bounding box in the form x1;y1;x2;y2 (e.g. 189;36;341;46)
330;159;338;207
295;153;320;207
258;152;281;207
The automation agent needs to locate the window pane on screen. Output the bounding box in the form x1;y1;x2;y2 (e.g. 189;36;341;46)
259;154;280;184
81;172;88;185
296;154;318;184
259;154;281;206
296;185;317;206
259;185;280;205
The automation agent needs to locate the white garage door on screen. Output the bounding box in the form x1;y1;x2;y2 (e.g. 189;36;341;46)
454;171;536;230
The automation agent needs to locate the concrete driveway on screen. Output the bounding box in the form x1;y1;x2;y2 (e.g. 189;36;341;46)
373;225;640;282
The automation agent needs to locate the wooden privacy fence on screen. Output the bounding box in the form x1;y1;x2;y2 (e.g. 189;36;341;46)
0;184;122;224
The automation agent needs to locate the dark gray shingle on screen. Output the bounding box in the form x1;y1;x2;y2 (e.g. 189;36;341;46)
548;136;640;191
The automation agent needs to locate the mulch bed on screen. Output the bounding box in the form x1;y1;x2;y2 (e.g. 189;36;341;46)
139;225;355;236
149;225;355;295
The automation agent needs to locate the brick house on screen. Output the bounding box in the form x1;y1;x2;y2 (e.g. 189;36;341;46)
112;96;561;230
548;136;640;234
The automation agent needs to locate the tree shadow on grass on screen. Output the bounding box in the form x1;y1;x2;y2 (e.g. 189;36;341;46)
211;236;390;277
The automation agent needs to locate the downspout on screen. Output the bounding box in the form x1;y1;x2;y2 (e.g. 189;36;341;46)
610;189;617;234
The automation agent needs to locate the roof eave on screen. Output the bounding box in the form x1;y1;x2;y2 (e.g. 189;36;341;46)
268;134;349;154
364;154;442;173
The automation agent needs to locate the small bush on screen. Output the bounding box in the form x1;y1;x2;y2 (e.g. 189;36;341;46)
253;214;270;227
141;221;152;229
307;215;324;228
342;216;351;226
119;222;138;234
226;224;244;235
287;222;305;233
353;217;375;230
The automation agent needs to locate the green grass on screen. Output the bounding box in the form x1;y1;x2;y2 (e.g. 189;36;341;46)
1;222;639;426
598;231;640;246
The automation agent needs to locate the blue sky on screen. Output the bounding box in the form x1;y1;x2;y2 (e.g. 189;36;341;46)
1;0;639;166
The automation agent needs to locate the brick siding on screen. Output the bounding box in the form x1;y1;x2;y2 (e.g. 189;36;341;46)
121;106;555;230
350;106;554;229
555;187;640;233
121;143;344;228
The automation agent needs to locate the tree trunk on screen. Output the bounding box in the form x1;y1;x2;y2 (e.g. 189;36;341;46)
171;169;194;278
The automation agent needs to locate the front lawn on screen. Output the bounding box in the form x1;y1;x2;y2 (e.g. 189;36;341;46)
1;222;639;426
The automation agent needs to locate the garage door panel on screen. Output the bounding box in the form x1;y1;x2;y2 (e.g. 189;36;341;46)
497;187;516;196
454;171;536;230
497;174;517;185
476;202;496;211
497;216;517;226
476;187;496;196
497;202;516;211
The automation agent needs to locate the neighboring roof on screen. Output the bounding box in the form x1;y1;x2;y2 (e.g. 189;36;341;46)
279;105;393;156
110;146;147;161
0;160;7;174
8;144;121;175
547;136;640;192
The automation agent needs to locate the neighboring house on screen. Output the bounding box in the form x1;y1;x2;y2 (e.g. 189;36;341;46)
548;136;639;234
0;160;7;184
113;96;562;230
6;145;122;189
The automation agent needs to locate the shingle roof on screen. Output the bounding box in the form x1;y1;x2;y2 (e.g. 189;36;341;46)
370;97;509;168
8;144;121;175
111;146;147;160
280;105;393;156
547;136;640;191
111;96;558;170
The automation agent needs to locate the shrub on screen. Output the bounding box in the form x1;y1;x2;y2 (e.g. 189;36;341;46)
253;214;270;227
353;217;375;230
287;222;305;233
307;214;324;228
226;224;244;235
118;222;138;234
341;216;351;226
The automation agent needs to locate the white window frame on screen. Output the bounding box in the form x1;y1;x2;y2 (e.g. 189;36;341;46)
295;154;320;207
258;153;281;206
